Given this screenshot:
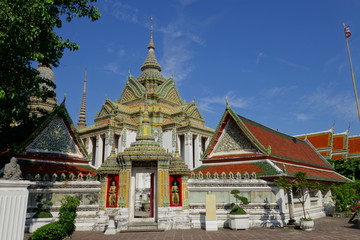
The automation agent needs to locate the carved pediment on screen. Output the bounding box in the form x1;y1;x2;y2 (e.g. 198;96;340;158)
120;87;137;103
98;106;111;118
118;76;145;104
163;87;182;105
213;118;255;154
27;117;82;156
183;103;203;120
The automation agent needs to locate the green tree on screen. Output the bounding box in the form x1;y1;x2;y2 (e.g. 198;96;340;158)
328;158;360;180
331;180;360;212
275;172;325;220
0;0;100;133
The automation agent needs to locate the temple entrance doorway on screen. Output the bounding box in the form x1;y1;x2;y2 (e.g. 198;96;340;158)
129;166;157;223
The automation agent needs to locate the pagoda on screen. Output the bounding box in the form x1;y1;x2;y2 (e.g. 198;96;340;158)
78;18;213;171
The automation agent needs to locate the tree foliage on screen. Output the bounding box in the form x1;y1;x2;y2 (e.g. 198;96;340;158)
229;189;249;215
331;180;360;213
328;158;360;180
275;171;325;220
0;0;100;133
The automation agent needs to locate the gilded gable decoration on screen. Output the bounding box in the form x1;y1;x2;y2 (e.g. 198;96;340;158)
164;87;182;105
183;103;204;120
98;107;110;118
27;117;80;155
120;87;137;103
213;118;253;153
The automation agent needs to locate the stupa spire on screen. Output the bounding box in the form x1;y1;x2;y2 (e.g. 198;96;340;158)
77;69;87;128
148;16;155;49
139;16;165;89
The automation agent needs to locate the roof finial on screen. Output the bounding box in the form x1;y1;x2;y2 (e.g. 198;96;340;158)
150;16;153;40
225;96;229;109
147;16;155;50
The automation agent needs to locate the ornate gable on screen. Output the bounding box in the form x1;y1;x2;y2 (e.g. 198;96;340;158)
182;102;203;120
119;87;137;103
155;78;184;105
27;117;83;157
97;105;111;118
118;76;145;104
213;118;255;155
163;87;182;105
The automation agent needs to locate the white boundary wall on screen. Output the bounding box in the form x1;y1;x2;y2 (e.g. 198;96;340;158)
0;180;30;240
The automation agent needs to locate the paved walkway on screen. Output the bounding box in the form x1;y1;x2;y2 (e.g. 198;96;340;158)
24;216;359;240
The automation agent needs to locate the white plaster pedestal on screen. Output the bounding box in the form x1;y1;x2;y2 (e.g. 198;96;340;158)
228;214;250;230
0;180;30;240
29;218;54;233
104;214;117;235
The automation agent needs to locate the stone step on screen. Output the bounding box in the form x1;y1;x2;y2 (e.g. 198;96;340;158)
124;222;164;232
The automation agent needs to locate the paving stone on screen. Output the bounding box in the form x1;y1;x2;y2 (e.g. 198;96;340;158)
24;217;359;240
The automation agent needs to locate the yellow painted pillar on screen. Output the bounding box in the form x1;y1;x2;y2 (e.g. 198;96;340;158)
157;169;170;207
182;176;189;208
119;169;130;208
99;176;108;209
205;194;218;231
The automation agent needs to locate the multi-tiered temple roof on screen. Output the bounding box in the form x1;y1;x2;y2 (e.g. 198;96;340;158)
295;128;360;160
78;25;212;136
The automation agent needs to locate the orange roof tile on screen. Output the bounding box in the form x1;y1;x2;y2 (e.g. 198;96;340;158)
241;118;331;169
348;136;360;154
331;154;345;160
333;135;347;151
300;133;332;149
275;163;348;182
20;161;96;176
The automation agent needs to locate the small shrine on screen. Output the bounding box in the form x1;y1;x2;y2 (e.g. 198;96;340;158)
98;95;191;229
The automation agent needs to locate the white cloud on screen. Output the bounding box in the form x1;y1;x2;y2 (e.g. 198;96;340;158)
103;1;139;24
161;39;193;82
198;92;248;113
103;63;124;76
294;113;311;121
256;52;265;64
117;49;126;57
274;57;310;71
262;86;297;98
301;88;357;119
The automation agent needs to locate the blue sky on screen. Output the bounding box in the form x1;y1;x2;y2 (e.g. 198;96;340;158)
54;0;360;136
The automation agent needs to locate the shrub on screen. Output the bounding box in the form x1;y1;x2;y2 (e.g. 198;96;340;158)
30;195;80;240
33;195;53;219
331;180;360;212
29;222;66;240
229;189;249;215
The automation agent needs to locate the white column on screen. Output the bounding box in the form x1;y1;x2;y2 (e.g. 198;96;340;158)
194;135;200;169
104;132;113;161
87;137;93;156
184;132;193;169
0;180;30;240
95;135;104;168
118;135;122;153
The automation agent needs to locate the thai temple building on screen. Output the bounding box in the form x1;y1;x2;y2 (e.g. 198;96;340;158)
0;20;353;235
295;128;360;160
77;23;213;171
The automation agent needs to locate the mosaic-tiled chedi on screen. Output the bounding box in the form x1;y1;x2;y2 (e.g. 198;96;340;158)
77;23;213;170
97;100;191;230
